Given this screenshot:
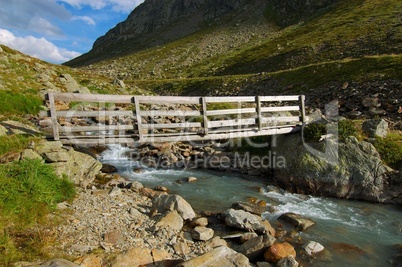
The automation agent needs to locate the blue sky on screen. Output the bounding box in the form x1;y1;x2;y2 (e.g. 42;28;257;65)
0;0;144;64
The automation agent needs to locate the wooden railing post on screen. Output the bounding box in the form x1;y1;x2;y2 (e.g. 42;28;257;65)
299;95;306;123
256;96;262;131
134;97;144;141
48;93;60;141
201;97;209;135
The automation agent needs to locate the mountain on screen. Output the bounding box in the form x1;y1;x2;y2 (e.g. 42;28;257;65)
65;0;338;67
63;0;401;120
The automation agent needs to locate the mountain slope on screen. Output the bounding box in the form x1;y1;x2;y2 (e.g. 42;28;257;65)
62;0;402;121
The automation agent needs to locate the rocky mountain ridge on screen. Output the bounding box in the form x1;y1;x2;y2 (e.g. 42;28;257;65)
65;0;339;67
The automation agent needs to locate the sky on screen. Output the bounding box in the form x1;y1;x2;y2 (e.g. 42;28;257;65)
0;0;144;64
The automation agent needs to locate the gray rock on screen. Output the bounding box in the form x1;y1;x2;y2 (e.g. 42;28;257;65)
231;201;266;215
256;262;274;267
35;141;63;154
152;194;196;220
0;124;7;136
362;119;388;138
176;246;249;267
189;217;208;227
277;256;299;267
108;187;122;197
207;236;228;249
155;210;184;231
223;208;266;233
130;180;144;192
21;149;42;161
302;241;325;255
191;226;214;241
0;120;41;136
39;259;79;267
50;148;102;188
273;134;395;203
278;212;315;231
43;151;70;163
240;232;258;243
239;234;276;262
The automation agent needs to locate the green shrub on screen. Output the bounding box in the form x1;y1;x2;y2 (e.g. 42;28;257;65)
0;91;43;115
374;134;402;169
303;123;327;143
338;119;358;141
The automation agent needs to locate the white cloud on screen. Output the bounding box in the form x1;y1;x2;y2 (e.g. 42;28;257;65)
0;29;81;63
0;0;70;37
72;16;96;25
59;0;144;13
30;17;65;37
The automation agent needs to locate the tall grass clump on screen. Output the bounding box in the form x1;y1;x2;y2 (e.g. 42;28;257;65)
0;91;43;115
0;159;75;265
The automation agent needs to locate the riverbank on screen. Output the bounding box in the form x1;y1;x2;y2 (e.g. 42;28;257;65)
15;168;402;267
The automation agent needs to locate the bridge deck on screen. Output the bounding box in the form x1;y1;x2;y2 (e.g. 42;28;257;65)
42;93;306;145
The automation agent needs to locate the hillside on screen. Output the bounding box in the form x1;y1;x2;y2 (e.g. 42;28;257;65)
0;44;150;119
62;0;401;122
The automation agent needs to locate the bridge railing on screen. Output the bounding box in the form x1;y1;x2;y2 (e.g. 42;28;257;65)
42;93;306;145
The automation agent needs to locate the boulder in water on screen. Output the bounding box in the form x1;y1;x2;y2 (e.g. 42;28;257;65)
278;212;315;231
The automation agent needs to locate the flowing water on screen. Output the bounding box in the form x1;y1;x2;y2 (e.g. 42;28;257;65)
100;145;402;267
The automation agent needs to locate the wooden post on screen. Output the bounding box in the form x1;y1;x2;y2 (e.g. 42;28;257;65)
134;97;144;141
48;93;60;141
299;95;306;123
202;97;209;135
256;96;262;131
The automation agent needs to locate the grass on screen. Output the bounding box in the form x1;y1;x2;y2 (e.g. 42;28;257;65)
0;135;39;156
0;91;43;116
374;132;402;169
0;159;76;266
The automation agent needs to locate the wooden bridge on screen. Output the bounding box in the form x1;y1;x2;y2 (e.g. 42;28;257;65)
43;92;306;145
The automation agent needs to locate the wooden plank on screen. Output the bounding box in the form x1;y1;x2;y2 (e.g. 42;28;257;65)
53;92;134;103
204;96;256;103
136;96;201;105
140;110;201;117
260;106;300;112
139;127;299;143
60;134;138;139
48;93;60;141
59;125;134;133
299;95;306;123
60;138;137;145
142;122;202;130
256;96;262;131
206;108;256;116
202;97;209;135
134;97;144;140
208;118;256;128
56;110;134;117
259;96;300;102
261;116;301;124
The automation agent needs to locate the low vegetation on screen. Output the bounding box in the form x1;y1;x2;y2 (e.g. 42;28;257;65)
0;91;43;116
374;133;402;169
0;159;75;266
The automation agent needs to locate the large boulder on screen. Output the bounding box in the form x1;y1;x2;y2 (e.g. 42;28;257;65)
176;246;249;267
152;194;196;220
362;119;388;138
239;234;276;262
264;242;296;264
278;213;315;231
50;149;102;188
222;209;266;233
273;134;396;203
